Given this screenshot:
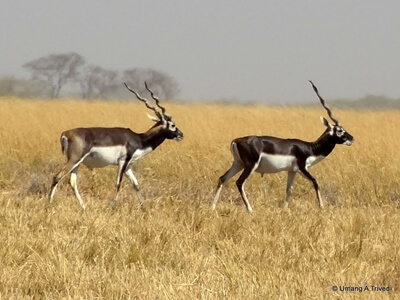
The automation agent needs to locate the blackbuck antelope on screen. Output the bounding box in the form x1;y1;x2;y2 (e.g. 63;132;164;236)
212;81;354;212
49;82;183;209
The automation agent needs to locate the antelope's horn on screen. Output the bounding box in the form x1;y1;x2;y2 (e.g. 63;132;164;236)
309;80;340;125
124;82;163;120
144;82;172;120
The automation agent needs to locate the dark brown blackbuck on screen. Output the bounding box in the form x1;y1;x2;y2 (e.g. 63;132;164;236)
49;82;183;209
212;81;354;212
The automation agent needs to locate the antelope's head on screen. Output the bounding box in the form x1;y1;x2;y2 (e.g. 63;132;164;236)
124;82;184;141
309;80;354;146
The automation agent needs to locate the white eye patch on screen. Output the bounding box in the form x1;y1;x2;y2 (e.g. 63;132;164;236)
168;122;177;131
336;127;345;137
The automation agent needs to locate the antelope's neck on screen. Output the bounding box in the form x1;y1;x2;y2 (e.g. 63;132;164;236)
311;133;336;157
140;126;167;150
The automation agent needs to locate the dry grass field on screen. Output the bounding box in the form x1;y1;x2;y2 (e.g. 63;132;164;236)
0;97;399;299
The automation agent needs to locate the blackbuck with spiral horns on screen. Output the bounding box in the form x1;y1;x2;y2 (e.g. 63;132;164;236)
212;81;354;212
49;82;183;209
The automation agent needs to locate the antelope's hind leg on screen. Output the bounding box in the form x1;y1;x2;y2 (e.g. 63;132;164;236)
212;162;243;210
69;166;86;209
49;153;89;206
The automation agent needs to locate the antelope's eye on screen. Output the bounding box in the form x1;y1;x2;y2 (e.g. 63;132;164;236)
169;123;176;131
336;127;345;137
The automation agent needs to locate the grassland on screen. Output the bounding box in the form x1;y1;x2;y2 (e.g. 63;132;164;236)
0;98;399;299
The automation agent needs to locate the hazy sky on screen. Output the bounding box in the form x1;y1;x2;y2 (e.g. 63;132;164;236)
2;1;400;103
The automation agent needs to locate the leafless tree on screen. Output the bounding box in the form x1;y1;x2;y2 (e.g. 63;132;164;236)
23;52;85;98
79;65;118;100
123;68;179;99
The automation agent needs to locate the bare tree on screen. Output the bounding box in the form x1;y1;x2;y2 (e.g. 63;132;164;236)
79;65;118;100
123;68;179;99
23;52;85;98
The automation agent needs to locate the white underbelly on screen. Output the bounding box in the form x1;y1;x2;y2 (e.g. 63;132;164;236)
255;154;297;173
82;146;153;169
83;146;126;168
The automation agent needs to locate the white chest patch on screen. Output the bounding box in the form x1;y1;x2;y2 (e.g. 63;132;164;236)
305;155;325;169
255;153;297;174
83;146;127;168
129;147;153;163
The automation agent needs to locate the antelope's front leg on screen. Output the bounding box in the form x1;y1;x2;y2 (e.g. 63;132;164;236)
125;168;144;206
236;166;257;213
300;168;323;208
111;159;129;209
284;171;296;208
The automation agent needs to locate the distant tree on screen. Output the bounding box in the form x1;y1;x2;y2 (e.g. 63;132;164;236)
0;76;47;98
23;52;85;98
79;65;118;100
123;68;179;99
0;76;17;96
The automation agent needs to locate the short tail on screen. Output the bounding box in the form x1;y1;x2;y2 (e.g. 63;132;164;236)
60;134;68;156
230;141;243;165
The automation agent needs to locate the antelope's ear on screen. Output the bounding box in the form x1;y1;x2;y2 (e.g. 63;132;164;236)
147;113;159;123
320;116;333;129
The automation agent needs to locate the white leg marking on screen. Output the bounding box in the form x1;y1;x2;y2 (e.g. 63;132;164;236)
125;168;144;205
212;186;223;210
70;168;86;209
317;190;323;208
111;160;127;209
284;171;296;208
49;152;91;204
238;162;259;213
49;185;57;203
239;182;254;213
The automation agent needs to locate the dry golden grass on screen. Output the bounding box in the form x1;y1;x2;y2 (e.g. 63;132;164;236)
0;97;399;299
